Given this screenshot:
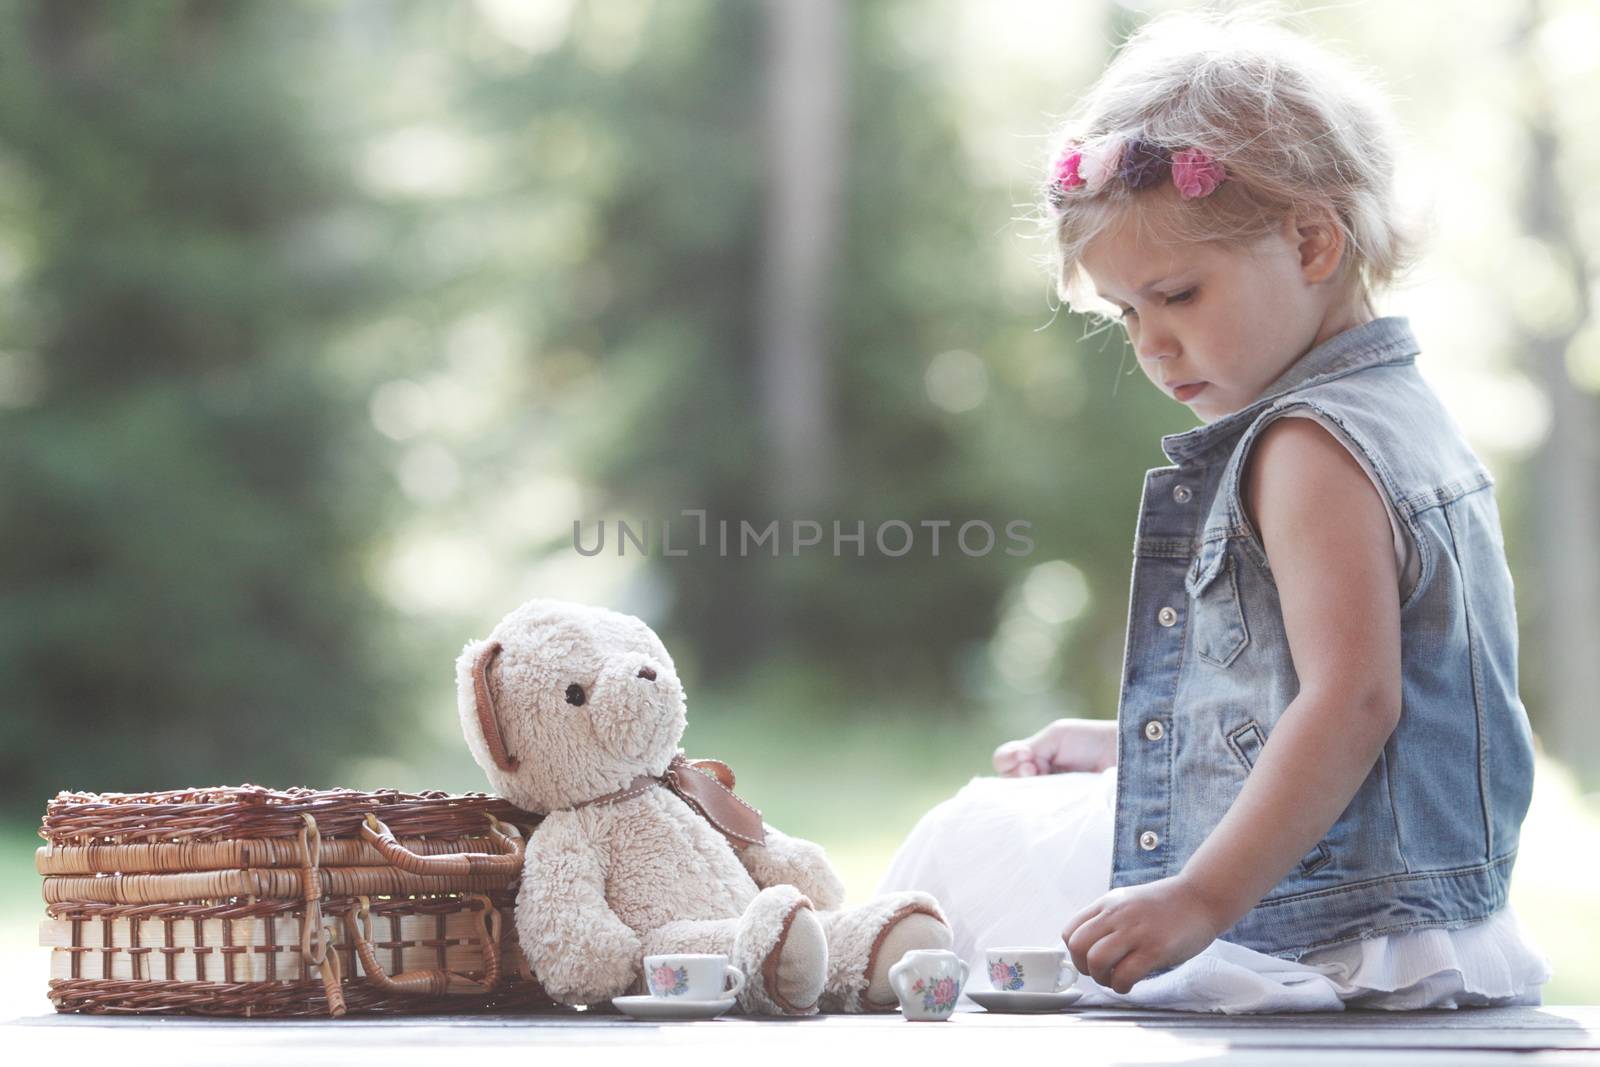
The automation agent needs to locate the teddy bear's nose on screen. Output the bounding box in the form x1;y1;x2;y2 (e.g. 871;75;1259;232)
637;666;657;682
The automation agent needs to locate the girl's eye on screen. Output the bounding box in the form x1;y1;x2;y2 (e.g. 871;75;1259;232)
565;683;586;706
1119;289;1194;319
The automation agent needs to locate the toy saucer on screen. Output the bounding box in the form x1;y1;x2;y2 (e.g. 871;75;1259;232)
611;993;739;1021
966;988;1083;1013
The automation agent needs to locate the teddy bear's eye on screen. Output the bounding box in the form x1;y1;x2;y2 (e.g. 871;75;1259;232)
565;683;586;707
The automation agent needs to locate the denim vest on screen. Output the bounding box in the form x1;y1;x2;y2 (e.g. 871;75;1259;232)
1109;315;1536;961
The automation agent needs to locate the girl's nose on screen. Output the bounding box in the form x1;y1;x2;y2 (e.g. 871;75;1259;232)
1136;332;1177;364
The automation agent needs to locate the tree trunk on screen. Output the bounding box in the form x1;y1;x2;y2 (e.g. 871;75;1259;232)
759;0;843;514
1513;0;1600;789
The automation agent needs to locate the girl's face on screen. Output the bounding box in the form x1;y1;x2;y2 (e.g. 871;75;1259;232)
1078;191;1368;423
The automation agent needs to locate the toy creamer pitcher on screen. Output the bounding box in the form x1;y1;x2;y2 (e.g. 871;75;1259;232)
889;948;968;1021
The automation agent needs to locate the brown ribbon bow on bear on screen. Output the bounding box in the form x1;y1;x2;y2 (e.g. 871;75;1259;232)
572;754;768;849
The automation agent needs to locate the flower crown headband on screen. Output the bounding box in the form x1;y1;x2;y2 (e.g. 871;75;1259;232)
1047;136;1227;214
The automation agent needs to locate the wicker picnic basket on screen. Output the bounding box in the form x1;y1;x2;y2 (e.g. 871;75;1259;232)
35;784;558;1017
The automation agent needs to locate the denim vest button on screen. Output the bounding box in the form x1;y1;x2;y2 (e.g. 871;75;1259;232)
1172;483;1192;503
1157;606;1178;627
1144;720;1164;741
1138;831;1160;850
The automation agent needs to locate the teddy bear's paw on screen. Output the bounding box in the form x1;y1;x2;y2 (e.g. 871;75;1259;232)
528;922;643;1007
731;885;826;1016
817;891;952;1013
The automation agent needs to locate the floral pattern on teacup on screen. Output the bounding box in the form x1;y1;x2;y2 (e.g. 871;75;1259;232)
988;959;1025;991
649;964;690;997
910;975;959;1013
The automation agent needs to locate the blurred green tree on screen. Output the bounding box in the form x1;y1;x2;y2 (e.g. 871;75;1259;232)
455;0;1177;719
0;0;405;811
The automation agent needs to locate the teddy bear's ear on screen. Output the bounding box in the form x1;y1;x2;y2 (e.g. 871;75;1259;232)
467;639;521;773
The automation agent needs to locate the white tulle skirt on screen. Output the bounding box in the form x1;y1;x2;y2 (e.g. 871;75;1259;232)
876;766;1553;1013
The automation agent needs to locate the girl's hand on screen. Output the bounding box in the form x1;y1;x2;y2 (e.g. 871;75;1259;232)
992;718;1117;777
1061;875;1224;995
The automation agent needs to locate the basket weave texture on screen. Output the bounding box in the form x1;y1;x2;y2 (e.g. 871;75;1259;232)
37;784;553;1017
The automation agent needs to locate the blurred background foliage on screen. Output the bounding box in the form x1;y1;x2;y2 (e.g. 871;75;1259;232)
1;0;1598;1005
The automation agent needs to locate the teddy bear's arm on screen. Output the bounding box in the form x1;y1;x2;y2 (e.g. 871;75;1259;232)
736;824;846;910
517;813;642;1005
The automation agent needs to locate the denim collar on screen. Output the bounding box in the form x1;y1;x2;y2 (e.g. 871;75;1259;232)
1159;315;1420;466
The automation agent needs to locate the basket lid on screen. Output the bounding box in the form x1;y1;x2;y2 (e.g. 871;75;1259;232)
40;784;539;844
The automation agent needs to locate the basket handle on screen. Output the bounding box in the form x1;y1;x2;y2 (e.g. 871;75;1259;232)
359;812;525;877
344;894;504;996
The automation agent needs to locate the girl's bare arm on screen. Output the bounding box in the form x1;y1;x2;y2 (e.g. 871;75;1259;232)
1178;415;1403;932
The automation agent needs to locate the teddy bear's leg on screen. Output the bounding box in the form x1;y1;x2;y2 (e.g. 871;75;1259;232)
728;884;828;1016
640;918;740;960
815;890;951;1012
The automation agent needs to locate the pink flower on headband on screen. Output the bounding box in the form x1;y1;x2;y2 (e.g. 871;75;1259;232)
1078;137;1124;192
1171;148;1227;199
1052;147;1086;192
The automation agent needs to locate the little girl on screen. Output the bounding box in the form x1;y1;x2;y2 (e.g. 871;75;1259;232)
878;10;1552;1011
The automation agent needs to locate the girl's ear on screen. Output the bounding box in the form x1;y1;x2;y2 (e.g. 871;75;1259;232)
1290;203;1347;285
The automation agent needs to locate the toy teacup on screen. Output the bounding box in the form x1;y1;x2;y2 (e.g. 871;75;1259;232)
984;946;1078;993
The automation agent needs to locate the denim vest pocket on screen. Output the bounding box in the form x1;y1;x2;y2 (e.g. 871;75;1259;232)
1224;720;1334;876
1185;540;1250;668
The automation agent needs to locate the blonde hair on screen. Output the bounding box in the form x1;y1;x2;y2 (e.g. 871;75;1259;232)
1035;4;1430;319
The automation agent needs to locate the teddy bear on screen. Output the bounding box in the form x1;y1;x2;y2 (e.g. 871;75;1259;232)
453;597;952;1015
